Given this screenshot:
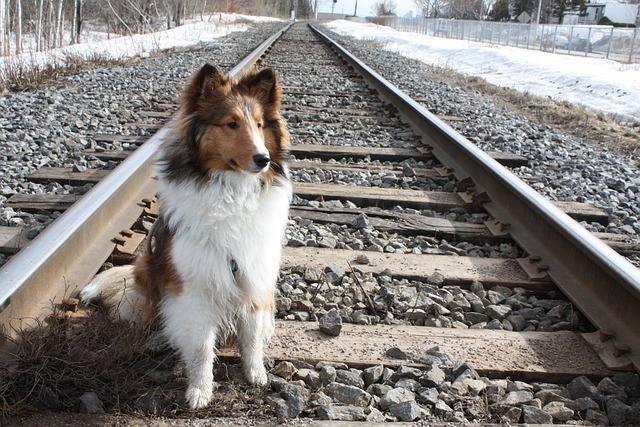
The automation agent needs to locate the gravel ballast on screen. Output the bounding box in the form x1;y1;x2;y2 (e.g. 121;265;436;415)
1;21;639;424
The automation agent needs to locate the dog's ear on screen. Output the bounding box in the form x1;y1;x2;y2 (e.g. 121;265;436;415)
182;64;226;114
241;68;282;108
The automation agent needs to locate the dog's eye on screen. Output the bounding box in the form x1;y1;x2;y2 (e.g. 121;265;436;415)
227;121;238;129
257;121;264;128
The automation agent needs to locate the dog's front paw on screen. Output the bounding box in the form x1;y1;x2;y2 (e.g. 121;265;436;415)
185;382;217;409
245;364;268;386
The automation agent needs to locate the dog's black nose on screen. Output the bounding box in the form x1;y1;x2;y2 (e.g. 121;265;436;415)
253;153;270;169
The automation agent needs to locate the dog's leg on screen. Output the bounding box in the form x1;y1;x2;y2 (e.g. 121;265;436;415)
161;296;218;410
237;303;274;385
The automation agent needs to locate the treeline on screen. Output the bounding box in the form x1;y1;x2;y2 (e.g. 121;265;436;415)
0;0;315;56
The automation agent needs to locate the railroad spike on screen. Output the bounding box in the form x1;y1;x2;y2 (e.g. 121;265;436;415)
599;328;616;342
613;343;631;358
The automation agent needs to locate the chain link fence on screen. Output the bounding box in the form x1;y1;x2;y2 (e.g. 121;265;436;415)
371;17;640;64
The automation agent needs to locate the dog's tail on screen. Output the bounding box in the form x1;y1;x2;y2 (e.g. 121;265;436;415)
80;265;147;324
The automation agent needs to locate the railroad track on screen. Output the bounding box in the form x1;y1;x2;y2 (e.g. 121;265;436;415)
1;22;640;425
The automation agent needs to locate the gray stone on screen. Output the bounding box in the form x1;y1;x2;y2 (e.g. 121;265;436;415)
379;387;416;409
79;391;105;414
465;312;489;325
351;213;371;229
386;346;411;359
316;405;366;421
598;377;628;400
586;409;609;425
325;382;372;407
303;267;324;282
294;368;323;390
395;378;420;392
308;391;332;406
392;365;423;381
272;361;297;380
485;304;512;320
566;396;599;412
460;378;486;396
501;406;522;424
363;364;384;386
420;365;446;388
606;398;637;426
336;368;365;388
503;390;534;405
318;236;338;249
612;372;640;398
506;314;528;331
567;375;600;401
543;401;574;422
367;383;393;398
535;388;570;405
417;387;439;405
389;400;422;421
319;364;337;385
276;383;309;418
521;404;553;424
365;406;386;422
434;399;454;416
319;308;342;336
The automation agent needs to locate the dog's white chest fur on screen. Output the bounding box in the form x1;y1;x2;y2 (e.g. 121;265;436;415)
160;170;291;312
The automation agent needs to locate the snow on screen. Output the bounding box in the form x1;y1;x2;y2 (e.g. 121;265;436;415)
325;20;640;122
0;14;282;74
2;14;638;123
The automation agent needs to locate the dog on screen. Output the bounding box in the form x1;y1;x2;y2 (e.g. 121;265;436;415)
80;63;291;410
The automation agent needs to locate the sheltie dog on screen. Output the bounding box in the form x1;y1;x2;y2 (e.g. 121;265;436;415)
80;63;291;409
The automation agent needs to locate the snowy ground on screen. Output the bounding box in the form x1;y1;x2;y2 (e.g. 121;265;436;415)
325;20;640;123
2;15;639;124
0;14;282;74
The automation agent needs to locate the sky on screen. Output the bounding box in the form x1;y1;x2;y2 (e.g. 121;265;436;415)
1;14;638;122
317;0;418;17
326;19;640;122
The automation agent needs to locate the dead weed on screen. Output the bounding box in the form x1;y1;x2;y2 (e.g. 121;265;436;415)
0;305;271;420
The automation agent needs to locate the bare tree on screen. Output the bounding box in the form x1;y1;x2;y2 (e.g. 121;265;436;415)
53;0;64;47
372;0;397;16
4;0;11;55
0;0;6;55
413;0;446;17
445;0;484;19
15;0;21;54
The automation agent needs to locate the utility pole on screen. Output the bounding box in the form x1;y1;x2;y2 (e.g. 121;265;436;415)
331;0;337;19
536;0;542;25
354;0;358;17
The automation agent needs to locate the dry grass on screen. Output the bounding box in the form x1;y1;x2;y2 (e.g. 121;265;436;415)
0;52;132;92
425;66;640;158
0;304;271;420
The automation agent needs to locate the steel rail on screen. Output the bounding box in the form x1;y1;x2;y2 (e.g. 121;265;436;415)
310;23;640;371
0;22;293;342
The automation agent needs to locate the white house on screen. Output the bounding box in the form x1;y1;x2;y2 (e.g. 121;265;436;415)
582;3;639;26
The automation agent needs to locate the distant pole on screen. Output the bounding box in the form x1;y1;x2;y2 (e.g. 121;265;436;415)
331;0;337;19
536;0;542;25
354;0;358;16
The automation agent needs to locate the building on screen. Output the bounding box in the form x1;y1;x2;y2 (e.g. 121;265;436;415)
582;3;639;26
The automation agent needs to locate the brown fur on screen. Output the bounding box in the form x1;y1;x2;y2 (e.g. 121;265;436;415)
162;64;289;189
250;292;274;313
133;219;182;321
134;64;289;321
